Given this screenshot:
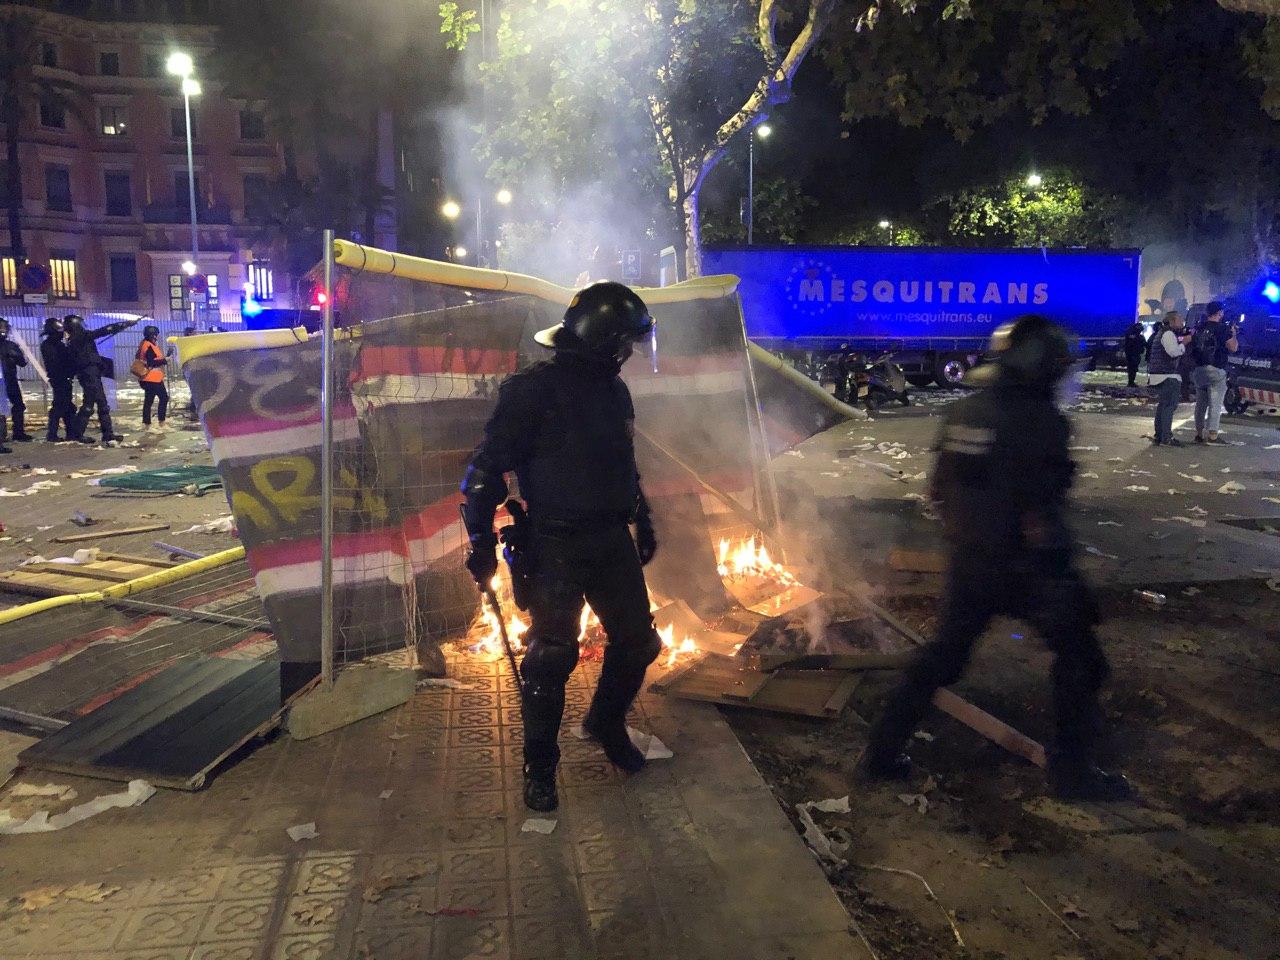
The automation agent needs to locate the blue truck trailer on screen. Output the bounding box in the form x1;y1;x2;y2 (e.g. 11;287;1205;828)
703;246;1142;386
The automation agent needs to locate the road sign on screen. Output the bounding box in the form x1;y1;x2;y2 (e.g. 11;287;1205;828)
621;250;641;281
22;293;49;305
19;262;51;294
187;273;209;295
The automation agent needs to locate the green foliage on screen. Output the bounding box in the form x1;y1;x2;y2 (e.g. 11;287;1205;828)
702;177;817;245
818;220;926;246
439;1;480;51
1243;17;1280;119
933;173;1120;247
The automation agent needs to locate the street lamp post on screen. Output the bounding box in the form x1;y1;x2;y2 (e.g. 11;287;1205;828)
878;219;895;245
168;52;201;326
1026;172;1043;246
747;123;771;245
443;190;512;266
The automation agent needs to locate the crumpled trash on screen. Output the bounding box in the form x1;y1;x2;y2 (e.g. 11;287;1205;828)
520;818;558;835
1217;481;1245;495
19;549;100;567
71;511;98;526
286;822;319;841
23;467;57;477
795;797;850;870
0;480;60;498
898;793;930;814
0;779;154;835
70;466;137;481
572;723;673;760
8;783;77;802
174;516;235;535
1124;485;1150;493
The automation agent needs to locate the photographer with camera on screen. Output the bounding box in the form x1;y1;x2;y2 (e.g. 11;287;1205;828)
1190;302;1238;444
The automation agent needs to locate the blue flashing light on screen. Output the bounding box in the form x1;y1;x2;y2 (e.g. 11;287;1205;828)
1263;280;1280;304
241;294;263;317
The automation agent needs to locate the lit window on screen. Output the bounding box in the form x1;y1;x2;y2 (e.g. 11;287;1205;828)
100;105;128;137
169;273;185;310
207;274;219;306
50;255;78;299
247;261;274;301
1;257;16;297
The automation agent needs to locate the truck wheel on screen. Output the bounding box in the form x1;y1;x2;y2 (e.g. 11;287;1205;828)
906;374;933;389
933;355;969;388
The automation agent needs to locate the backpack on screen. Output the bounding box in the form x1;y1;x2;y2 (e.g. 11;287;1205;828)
1144;322;1164;363
1190;323;1219;367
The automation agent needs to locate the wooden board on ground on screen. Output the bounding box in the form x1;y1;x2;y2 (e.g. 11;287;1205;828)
652;599;749;657
19;658;315;790
0;730;40;792
749;651;913;673
652;652;860;719
0;554;177;598
888;548;947;574
51;523;170;544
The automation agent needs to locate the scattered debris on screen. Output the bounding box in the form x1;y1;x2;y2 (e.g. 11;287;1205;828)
68;466;138;480
520;817;558;835
1124;485;1150;493
1134;590;1167;607
62;882;121;905
1113;918;1143;934
173;516;235;535
1084;545;1119;559
1097;520;1123;527
1018;883;1083;940
0;480;61;497
857;863;965;948
362;870;427;903
0;779;155;835
378;790;393;800
1217;481;1245;495
52;522;170;544
414;678;480;689
796;798;850;870
1080;471;1100;479
1163;637;1201;654
291;902;336;927
1177;473;1209;483
286;822;319;842
913;731;935;742
8;783;77;802
1068;445;1099;451
71;511;98;527
897;793;929;815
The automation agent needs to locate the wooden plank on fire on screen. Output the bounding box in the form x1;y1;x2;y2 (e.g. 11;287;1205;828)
750;651;914;673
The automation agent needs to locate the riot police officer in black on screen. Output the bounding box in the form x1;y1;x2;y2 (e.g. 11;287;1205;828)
40;318;76;442
0;318;32;449
461;282;662;812
64;314;136;443
863;315;1131;802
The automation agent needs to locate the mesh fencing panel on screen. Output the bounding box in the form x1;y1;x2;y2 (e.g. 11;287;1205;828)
181;248;778;670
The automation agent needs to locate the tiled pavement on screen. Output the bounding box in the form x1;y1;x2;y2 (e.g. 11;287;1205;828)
0;654;857;959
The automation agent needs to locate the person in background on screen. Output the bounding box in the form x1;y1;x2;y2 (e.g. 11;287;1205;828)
1190;301;1238;444
136;325;169;431
1147;311;1191;446
40;317;77;442
1122;319;1148;388
0;318;32;446
65;314;136;444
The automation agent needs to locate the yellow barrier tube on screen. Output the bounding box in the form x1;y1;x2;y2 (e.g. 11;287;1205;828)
746;342;868;421
0;546;247;628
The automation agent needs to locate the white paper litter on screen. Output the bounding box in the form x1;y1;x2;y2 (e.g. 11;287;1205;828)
286;822;319;841
23;468;57;476
795;801;849;869
9;783;77;801
18;548;100;567
415;677;480;689
1266;444;1280;450
69;466;138;480
520;818;558;835
897;793;930;814
913;731;936;742
1097;521;1123;527
1080;472;1100;479
1188;506;1208;516
174;516;235;535
1124;486;1150;493
808;795;851;814
0;779;154;835
378;790;393;800
1068;446;1099;452
0;480;61;497
1217;481;1245;495
1178;473;1209;483
1084;545;1119;559
1166;516;1207;528
1220;468;1231;474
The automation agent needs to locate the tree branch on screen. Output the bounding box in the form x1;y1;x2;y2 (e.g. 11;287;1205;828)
758;0;782;69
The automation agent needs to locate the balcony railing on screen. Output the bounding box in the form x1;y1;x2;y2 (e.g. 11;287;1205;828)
143;203;232;225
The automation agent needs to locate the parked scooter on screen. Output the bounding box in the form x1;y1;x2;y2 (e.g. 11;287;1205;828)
850;352;911;411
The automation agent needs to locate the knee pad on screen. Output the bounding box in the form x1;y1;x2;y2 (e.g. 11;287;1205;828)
521;634;579;686
607;624;662;673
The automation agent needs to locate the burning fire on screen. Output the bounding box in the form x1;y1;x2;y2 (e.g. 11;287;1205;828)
716;536;797;586
465;576;698;668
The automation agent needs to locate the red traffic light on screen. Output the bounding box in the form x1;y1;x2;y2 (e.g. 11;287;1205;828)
313;290;329;306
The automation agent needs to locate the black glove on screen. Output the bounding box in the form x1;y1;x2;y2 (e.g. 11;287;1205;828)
634;516;657;566
465;537;498;586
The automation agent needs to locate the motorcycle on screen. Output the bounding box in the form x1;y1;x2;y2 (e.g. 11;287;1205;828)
849;352;911;411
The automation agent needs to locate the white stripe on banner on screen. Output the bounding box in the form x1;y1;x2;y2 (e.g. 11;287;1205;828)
211;415;361;464
255;521;467;600
351;373;495;412
627;370;744;398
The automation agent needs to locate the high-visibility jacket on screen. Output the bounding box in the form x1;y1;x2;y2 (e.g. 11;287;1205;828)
137;340;166;383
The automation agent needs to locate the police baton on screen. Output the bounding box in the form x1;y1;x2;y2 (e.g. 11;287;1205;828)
483;584;525;701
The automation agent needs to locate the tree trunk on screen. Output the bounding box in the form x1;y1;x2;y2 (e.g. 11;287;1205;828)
4;98;25;263
682;185;702;279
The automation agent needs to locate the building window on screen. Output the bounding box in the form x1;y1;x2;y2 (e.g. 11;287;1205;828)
247;260;274;301
46;166;72;212
100;105;128;136
207;274;219;306
1;257;16;297
239;109;266;141
243;174;270;221
40;99;66;129
100;51;120;76
104;170;132;216
51;253;78;298
109;254;139;301
174;171;201;209
41;42;58;68
170;105;195;140
143;52;161;77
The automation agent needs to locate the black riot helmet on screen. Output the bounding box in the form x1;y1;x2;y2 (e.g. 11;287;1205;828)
535;281;654;365
984;314;1076;390
143;324;160;340
43;317;63;337
63;314;86;336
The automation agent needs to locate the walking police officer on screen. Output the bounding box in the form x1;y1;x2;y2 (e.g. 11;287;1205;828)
64;314;136;444
40;318;77;442
862;314;1131;802
461;282;661;812
0;318;33;448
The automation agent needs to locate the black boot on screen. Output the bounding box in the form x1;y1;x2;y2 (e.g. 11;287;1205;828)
0;415;10;453
1048;757;1133;802
583;646;649;773
11;410;31;442
521;679;564;812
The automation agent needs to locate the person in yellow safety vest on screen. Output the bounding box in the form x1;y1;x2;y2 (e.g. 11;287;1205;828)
136;324;169;431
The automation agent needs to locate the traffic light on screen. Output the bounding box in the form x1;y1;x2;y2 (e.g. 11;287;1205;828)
312;289;329;308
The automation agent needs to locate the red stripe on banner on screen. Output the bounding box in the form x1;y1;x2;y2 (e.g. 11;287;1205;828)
247;495;464;574
353;345;518;380
215;631;275;656
206;402;358;439
76;662;172;715
0;619;162;679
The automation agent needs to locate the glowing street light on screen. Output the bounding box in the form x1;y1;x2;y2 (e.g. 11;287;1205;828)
1026;172;1043;188
495;188;513;206
453;245;468;260
165;51;193;78
878;219;891;229
757;123;772;140
182;77;201;97
747;120;774;244
181;260;197;276
441;200;462;220
878;219;896;245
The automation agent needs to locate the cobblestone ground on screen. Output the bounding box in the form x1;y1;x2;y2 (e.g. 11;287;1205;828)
0;653;857;960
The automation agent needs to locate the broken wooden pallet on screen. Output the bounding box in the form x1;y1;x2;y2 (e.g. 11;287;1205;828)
0;553;178;598
651;652;860;719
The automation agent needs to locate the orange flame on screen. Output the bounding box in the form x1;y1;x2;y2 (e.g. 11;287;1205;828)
716;536;796;586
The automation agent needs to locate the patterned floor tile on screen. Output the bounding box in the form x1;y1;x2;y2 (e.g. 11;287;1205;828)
116;903;212;949
292;855;357;897
197;898;275;943
431;916;511;960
